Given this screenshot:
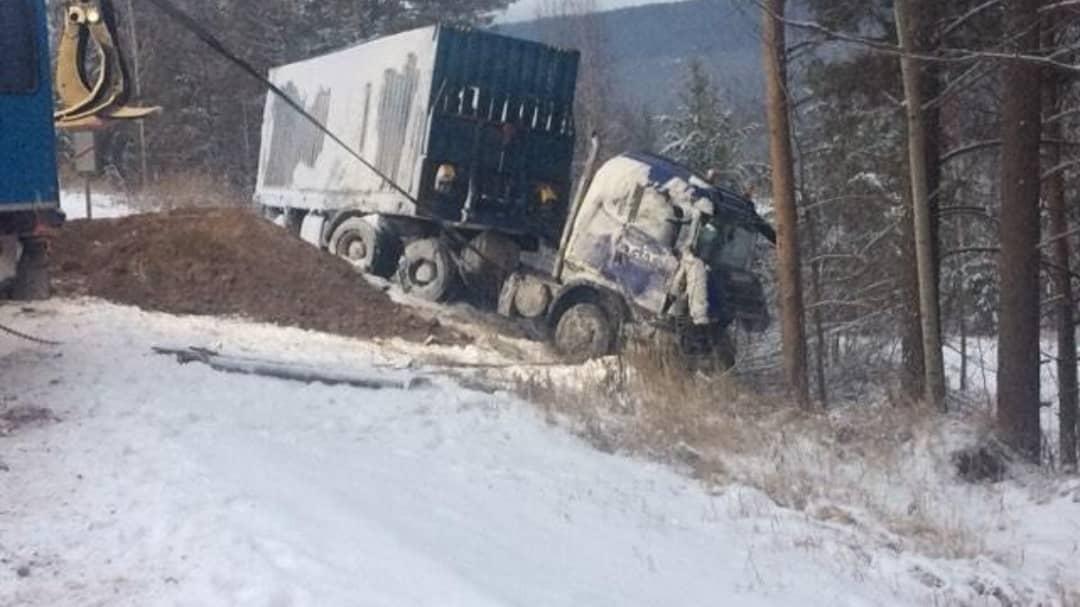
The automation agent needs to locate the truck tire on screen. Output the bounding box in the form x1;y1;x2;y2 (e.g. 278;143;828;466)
460;231;521;306
677;323;736;372
710;329;736;371
10;238;49;301
329;217;396;277
260;205;283;222
553;302;615;362
398;238;457;302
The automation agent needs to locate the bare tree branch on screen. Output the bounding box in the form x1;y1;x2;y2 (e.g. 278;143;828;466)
750;0;1080;72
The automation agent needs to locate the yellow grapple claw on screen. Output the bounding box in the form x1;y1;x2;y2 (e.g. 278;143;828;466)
54;0;160;130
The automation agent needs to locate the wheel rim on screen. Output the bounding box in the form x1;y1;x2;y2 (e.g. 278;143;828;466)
345;238;369;263
409;259;438;286
556;305;610;359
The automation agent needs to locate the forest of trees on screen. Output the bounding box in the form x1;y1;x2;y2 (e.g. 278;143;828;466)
754;0;1080;468
553;0;1080;469
54;0;1080;468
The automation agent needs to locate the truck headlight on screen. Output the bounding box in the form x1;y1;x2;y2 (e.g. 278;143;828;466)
536;184;558;206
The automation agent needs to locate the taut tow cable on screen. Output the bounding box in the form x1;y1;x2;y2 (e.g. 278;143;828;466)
0;321;62;346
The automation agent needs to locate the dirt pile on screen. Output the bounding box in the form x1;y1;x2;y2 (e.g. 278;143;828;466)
50;209;459;344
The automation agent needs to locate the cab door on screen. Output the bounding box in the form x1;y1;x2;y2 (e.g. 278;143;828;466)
606;187;680;314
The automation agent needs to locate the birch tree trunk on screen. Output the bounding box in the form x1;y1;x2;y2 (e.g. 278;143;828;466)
997;0;1043;461
761;0;810;409
895;0;947;411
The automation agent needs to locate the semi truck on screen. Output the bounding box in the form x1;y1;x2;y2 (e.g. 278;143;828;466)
255;25;775;363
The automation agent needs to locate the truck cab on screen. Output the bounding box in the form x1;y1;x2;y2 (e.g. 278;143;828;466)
0;0;61;298
501;152;774;363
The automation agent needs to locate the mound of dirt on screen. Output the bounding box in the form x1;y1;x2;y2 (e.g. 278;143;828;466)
50;209;460;344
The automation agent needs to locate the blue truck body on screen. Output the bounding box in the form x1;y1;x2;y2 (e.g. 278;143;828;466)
0;0;59;212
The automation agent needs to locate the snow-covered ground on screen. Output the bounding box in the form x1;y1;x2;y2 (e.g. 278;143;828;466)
943;334;1068;462
2;299;1077;606
59;189;134;220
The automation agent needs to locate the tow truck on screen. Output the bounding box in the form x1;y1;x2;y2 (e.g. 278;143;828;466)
0;0;156;298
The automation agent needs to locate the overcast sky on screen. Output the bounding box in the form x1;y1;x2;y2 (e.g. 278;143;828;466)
495;0;666;23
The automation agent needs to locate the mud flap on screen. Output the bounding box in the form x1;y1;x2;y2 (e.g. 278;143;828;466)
10;237;49;301
0;236;22;289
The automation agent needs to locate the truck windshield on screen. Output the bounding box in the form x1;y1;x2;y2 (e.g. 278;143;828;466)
0;0;38;94
697;222;758;270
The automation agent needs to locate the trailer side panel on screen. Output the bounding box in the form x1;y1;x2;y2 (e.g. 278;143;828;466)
255;26;579;245
255;26;439;215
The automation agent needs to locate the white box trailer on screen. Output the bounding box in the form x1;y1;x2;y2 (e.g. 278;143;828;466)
255;25;580;247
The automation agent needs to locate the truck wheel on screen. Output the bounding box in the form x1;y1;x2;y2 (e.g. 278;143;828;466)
710;329;736;371
678;323;736;372
398;238;457;302
329;217;395;277
460;232;521;306
260;205;283;222
553;302;615;362
10;238;49;301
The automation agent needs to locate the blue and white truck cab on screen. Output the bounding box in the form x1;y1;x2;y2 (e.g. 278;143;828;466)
500;152;775;362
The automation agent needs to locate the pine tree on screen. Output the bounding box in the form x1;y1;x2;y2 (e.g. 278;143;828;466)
895;0;946;410
996;0;1043;461
762;0;811;409
660;59;744;181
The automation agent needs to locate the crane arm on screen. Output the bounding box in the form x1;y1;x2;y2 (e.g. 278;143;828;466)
54;0;160;130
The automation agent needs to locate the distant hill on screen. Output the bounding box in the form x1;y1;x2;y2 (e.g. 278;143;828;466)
492;0;763;115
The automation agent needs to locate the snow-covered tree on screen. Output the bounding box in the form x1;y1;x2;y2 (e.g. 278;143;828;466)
659;59;748;184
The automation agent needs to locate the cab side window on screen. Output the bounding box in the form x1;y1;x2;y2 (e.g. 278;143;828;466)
628;187;679;248
601;183;643;223
0;0;38;94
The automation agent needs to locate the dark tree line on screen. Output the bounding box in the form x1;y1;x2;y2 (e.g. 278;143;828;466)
761;0;1080;467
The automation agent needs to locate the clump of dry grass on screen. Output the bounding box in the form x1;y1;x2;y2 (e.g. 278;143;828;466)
516;343;762;463
512;346;995;560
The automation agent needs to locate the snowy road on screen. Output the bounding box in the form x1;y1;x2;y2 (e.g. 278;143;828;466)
0;300;1070;606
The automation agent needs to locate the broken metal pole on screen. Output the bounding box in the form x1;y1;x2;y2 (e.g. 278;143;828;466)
153;346;429;390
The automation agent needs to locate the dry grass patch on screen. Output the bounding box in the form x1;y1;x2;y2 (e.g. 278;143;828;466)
511;346;997;560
